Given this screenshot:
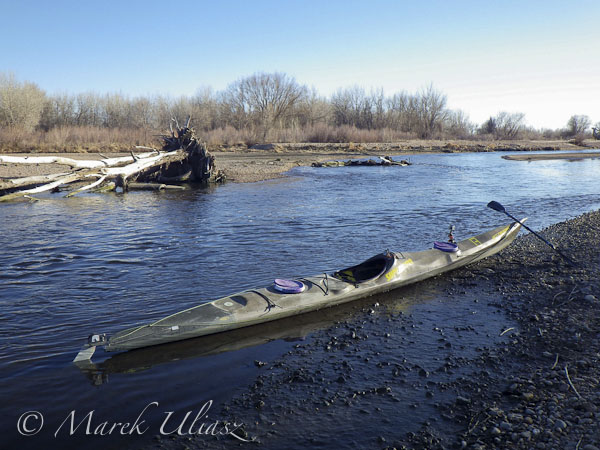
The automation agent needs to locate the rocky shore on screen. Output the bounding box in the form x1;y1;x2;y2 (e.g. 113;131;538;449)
437;211;600;450
155;210;599;450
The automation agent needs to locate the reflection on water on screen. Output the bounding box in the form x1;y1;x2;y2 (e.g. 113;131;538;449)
75;289;413;385
1;150;599;449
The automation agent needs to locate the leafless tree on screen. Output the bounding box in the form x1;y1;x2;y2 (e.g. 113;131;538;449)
484;111;526;139
386;91;417;132
444;110;475;138
39;93;76;130
190;87;219;131
370;88;386;129
415;84;448;138
0;72;46;131
223;72;307;140
566;115;591;136
74;92;102;127
331;86;365;128
295;88;331;127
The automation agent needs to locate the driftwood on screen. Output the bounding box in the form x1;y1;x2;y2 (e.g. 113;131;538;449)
312;156;411;168
0;120;224;202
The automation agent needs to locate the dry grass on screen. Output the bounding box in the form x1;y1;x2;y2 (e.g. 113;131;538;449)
0;125;419;153
0;126;160;153
0;124;591;154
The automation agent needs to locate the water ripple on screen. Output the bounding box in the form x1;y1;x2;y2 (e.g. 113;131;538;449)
1;152;599;378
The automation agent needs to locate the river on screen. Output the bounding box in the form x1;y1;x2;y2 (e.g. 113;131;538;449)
1;150;599;449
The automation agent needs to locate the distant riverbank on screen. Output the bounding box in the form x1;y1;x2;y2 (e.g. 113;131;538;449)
1;139;599;184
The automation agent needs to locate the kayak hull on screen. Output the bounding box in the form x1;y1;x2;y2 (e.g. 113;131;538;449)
103;221;522;352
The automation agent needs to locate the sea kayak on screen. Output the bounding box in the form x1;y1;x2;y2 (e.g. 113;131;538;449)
74;220;523;361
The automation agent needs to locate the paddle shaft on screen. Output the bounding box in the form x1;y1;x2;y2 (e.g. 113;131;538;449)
501;211;576;266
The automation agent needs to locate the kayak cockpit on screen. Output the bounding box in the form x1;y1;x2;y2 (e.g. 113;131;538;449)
333;253;394;283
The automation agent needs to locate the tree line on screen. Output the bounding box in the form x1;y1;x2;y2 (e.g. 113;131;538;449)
0;71;597;146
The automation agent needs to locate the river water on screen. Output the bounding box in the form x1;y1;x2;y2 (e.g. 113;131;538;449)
1;150;599;449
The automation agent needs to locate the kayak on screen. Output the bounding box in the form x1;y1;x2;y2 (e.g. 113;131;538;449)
74;220;523;361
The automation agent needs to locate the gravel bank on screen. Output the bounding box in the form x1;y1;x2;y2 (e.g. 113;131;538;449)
154;211;600;450
436;211;600;450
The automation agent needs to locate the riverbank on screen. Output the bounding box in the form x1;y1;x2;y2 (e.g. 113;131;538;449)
1;138;599;183
503;152;600;161
156;210;600;450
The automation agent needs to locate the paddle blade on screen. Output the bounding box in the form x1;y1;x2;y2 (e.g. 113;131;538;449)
487;201;506;212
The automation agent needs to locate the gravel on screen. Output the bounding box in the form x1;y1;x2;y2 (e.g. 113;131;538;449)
155;210;600;450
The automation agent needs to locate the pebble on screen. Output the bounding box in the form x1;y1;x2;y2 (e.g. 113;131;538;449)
522;392;535;401
554;419;567;430
584;294;596;302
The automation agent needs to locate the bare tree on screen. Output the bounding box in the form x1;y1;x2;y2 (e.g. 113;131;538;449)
191;87;219;131
415;84;448;138
331;86;366;128
223;72;307;140
566;115;591;136
386;91;417;132
488;112;526;139
294;88;331;128
445;110;475;138
75;92;102;127
370;88;386;130
0;72;46;131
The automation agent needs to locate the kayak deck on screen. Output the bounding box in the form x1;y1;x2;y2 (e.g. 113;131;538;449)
75;220;522;358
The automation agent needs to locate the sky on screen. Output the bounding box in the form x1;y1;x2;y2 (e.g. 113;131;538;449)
1;0;599;129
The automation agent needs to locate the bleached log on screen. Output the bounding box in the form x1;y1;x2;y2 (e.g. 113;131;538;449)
103;151;178;178
0;151;178;201
65;175;108;198
0;172;87;202
0;172;70;191
0;151;161;169
0;121;218;201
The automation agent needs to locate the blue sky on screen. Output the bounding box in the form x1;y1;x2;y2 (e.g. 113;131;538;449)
1;0;599;129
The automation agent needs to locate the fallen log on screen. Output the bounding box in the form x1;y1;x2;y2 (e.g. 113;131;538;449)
127;182;186;191
0;152;159;169
0;172;71;191
0;120;224;201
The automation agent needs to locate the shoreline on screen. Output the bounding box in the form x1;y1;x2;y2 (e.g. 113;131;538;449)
503;151;600;161
1;139;599;184
161;210;600;450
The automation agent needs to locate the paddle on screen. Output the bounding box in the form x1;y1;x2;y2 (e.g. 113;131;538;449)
487;201;576;266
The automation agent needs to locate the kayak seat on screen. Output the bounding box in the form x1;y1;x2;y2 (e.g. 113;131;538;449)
333;254;390;283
